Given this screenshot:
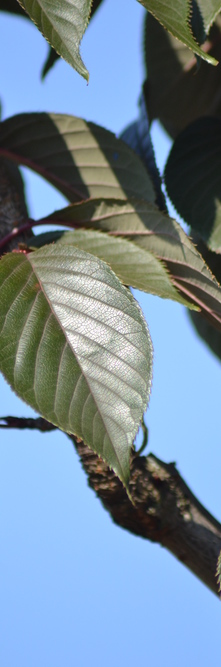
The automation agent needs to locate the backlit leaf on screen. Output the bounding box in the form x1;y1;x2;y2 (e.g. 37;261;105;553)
0;244;153;488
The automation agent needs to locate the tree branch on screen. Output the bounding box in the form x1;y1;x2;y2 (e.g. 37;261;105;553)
1;415;220;597
74;439;221;598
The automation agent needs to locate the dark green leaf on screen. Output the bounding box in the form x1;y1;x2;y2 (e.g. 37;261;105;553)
41;47;60;79
190;0;207;44
0;244;153;488
0;112;155;204
189;309;221;360
164;117;221;250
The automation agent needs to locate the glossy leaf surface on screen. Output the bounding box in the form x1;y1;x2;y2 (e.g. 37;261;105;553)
0;244;153;487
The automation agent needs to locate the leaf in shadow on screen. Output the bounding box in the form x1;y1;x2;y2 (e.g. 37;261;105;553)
0;112;155;203
164;117;221;250
41;47;60;79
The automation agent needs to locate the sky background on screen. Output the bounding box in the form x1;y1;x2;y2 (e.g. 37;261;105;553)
0;2;221;666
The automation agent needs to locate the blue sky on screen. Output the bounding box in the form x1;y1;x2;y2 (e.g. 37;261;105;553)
0;2;221;666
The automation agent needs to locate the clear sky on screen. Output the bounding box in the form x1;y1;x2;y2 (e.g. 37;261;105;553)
0;2;221;666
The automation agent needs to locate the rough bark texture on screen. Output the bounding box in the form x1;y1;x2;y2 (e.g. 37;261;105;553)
73;438;221;597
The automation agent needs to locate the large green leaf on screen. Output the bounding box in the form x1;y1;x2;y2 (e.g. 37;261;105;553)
0;244;153;488
139;0;218;65
164;117;221;251
17;0;92;80
0;112;155;204
42;197;221;328
144;13;221;138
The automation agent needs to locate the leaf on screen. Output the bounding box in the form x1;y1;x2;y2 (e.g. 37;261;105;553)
188;238;221;360
138;0;218;65
189;309;221;360
40;0;104;78
42;197;221;327
0;112;155;204
0;0;105;79
0;244;153;488
41;46;60;79
190;0;207;44
17;0;92;80
164;117;221;250
144;13;221;138
0;0;61;80
29;228;184;302
196;0;221;32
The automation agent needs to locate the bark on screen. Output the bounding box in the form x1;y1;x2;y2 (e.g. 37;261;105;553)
74;438;221;598
1;416;220;597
